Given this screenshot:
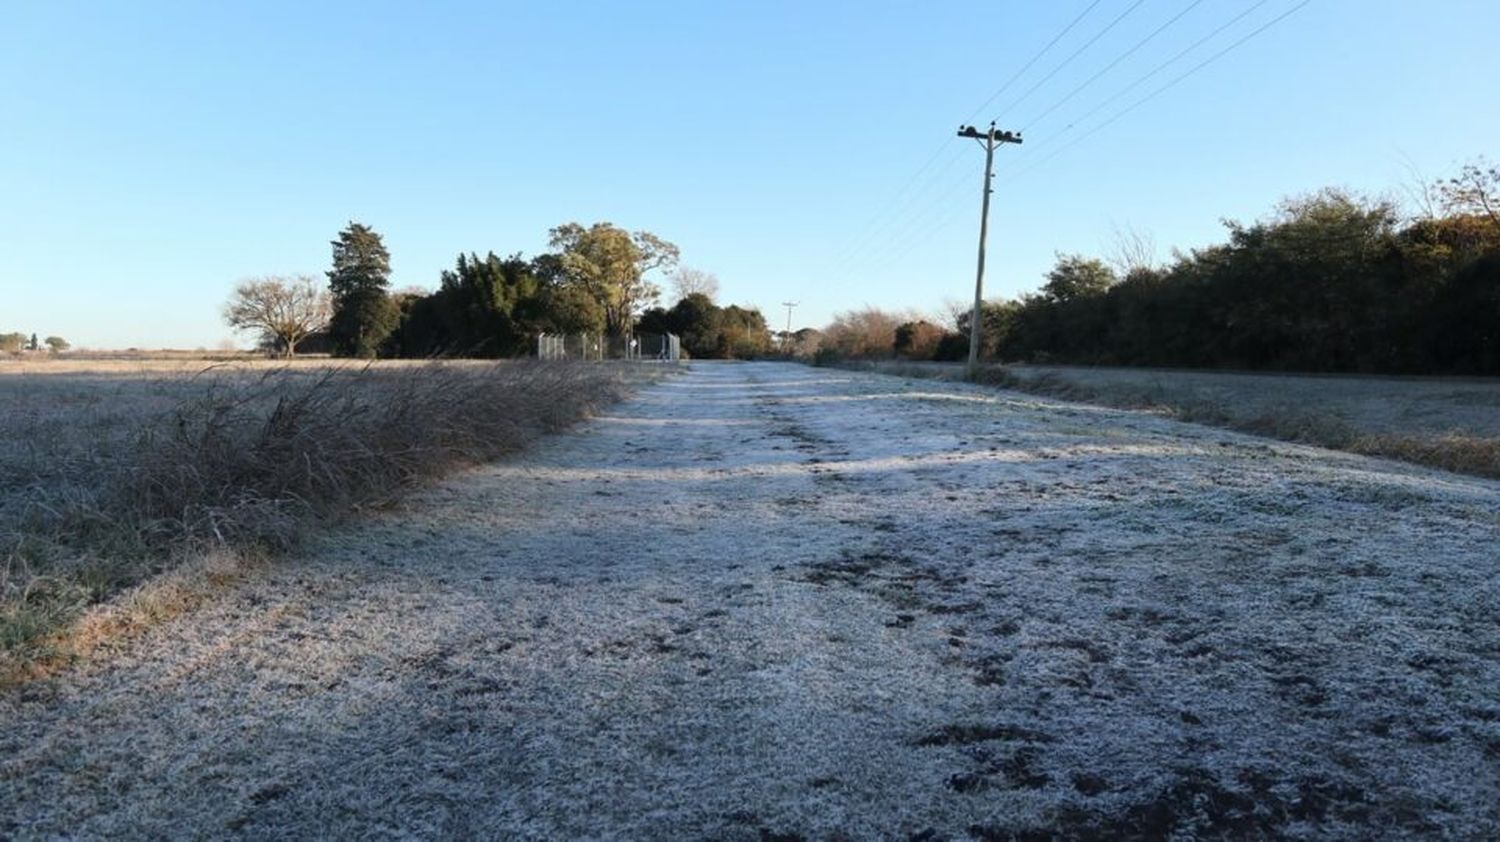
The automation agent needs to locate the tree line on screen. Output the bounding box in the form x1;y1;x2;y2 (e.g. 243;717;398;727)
226;221;772;359
0;333;69;354
823;159;1500;376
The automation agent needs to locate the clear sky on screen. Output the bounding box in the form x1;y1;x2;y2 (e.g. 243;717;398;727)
3;1;1496;348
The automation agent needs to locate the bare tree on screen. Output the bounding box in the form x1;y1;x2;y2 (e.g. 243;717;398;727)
1106;223;1158;277
1396;152;1439;222
670;266;720;303
1439;157;1500;229
223;275;331;358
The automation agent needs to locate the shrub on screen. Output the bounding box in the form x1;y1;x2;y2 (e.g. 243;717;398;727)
822;307;914;359
894;321;947;360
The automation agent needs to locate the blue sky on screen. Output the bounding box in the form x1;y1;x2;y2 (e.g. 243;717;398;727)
3;0;1496;348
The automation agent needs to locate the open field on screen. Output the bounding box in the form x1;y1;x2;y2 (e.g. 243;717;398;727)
841;361;1500;479
3;350;270;363
3;362;1497;837
0;358;645;677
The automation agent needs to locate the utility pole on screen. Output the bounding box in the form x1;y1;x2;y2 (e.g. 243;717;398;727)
958;122;1021;378
781;301;798;350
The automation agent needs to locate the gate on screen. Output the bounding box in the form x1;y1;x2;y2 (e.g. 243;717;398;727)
538;332;680;362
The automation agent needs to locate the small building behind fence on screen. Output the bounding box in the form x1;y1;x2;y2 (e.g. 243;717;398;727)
538;332;680;362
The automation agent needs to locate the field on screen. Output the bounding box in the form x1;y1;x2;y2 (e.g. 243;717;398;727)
844;361;1500;479
0;357;641;676
3;361;1497;837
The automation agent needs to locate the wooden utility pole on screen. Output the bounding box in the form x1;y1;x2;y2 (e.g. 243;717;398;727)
958;122;1021;378
781;301;798;349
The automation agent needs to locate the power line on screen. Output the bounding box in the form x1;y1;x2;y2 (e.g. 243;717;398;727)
849;0;1313;317
989;0;1149;122
965;0;1107;122
831;0;1109;265
856;152;974;265
870;0;1202;268
871;169;985;266
1041;0;1268;142
1014;0;1312;178
991;1;1270;177
874;1;1299;278
999;0;1273;174
1021;0;1207;132
876;0;1272;273
830;143;959;265
839;143;970;264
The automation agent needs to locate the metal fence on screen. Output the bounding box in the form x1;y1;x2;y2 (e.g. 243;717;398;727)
537;332;680;362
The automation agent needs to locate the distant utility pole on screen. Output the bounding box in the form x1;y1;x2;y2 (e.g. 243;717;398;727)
958;122;1021;378
782;301;798;348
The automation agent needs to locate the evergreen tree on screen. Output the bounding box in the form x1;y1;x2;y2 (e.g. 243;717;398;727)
953;179;1500;375
634;293;770;359
327;222;397;357
390;252;543;357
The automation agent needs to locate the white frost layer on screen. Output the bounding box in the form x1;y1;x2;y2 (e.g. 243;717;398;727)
2;361;1497;838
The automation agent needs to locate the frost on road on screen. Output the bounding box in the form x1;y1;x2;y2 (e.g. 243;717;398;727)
4;362;1499;838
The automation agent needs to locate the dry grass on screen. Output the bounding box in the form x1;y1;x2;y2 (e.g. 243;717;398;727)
0;359;652;679
995;368;1500;479
833;360;1500;479
3;349;272;364
1350;433;1500;477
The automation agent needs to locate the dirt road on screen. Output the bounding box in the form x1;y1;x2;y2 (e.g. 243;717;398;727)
4;362;1498;838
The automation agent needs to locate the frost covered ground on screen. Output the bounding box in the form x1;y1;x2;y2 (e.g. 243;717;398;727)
3;361;1498;838
843;361;1500;480
1001;363;1500;439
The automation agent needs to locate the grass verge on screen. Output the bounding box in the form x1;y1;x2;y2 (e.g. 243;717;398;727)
829;360;1500;480
986;369;1500;478
1;360;655;683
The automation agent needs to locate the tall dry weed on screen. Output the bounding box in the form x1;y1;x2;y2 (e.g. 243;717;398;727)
0;360;642;670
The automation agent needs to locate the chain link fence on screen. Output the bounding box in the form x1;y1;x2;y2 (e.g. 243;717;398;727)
537;332;681;362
